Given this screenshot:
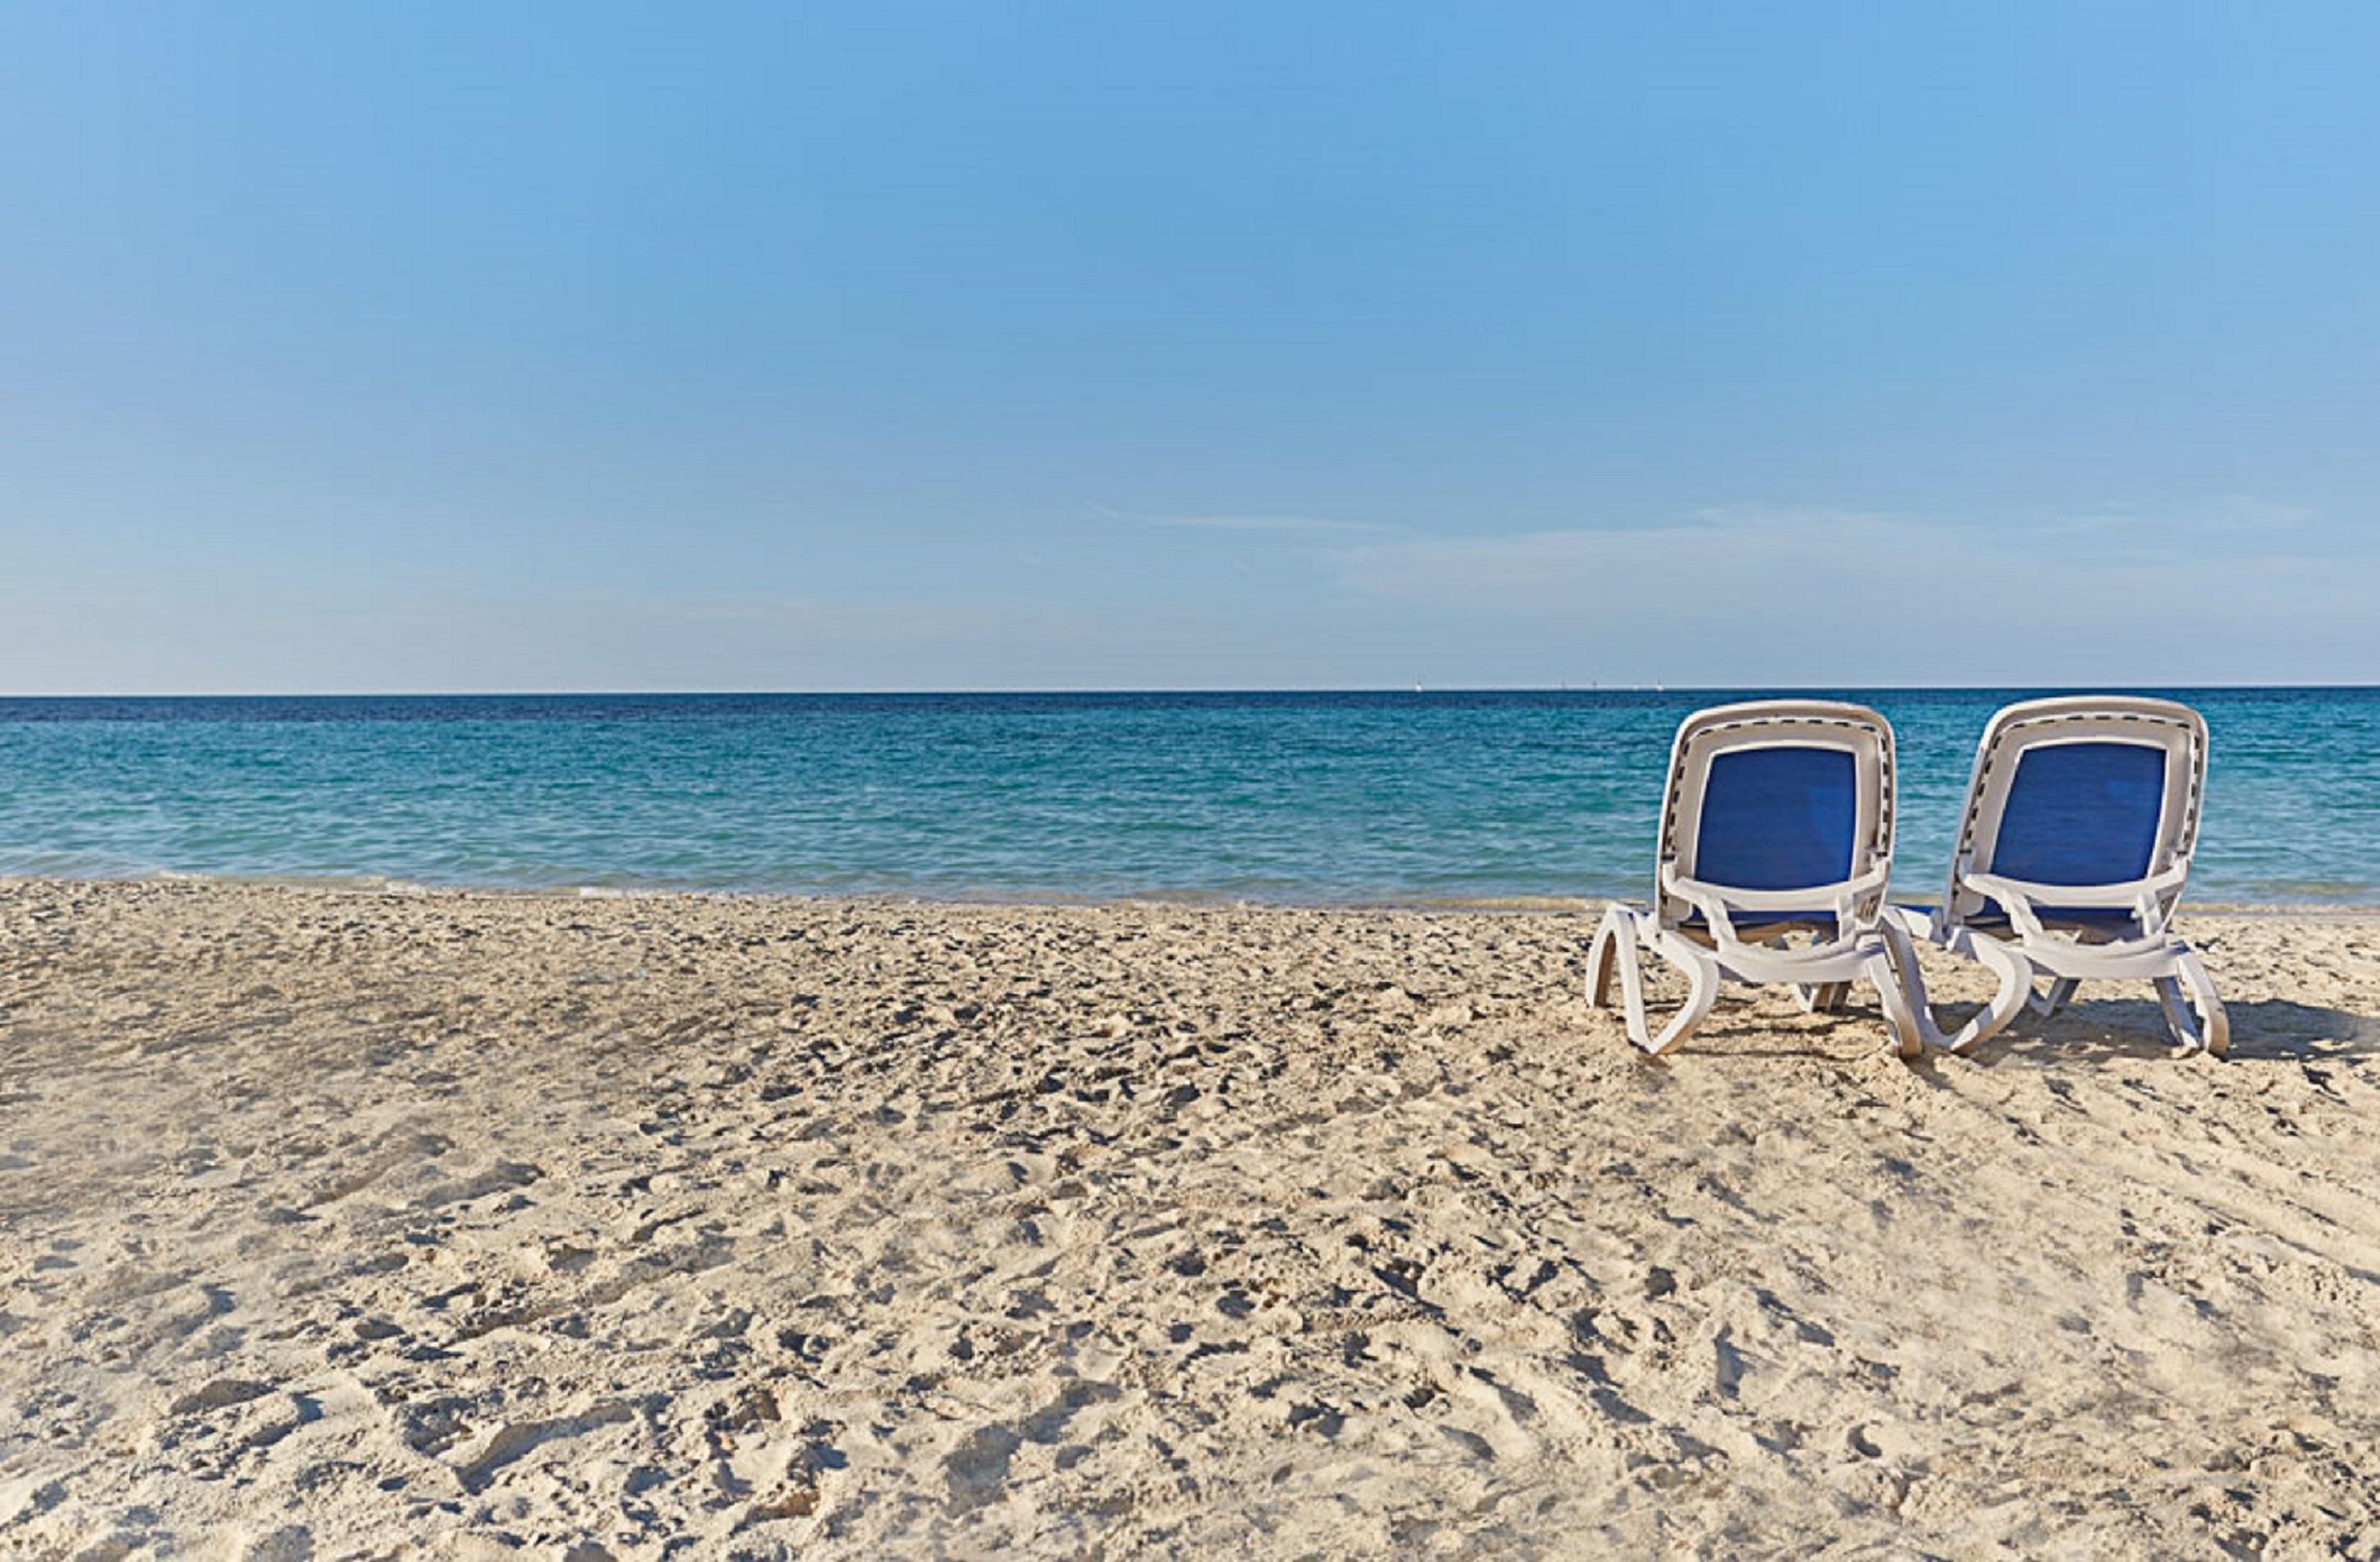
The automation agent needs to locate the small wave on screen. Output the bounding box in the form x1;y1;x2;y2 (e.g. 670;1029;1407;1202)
1;864;453;896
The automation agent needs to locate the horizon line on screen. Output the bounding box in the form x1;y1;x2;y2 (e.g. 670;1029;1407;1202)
3;680;2377;701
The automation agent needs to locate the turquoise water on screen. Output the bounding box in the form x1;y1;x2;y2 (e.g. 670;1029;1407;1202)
0;690;2372;905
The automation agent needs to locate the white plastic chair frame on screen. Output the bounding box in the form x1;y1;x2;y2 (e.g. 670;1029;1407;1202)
1887;696;2227;1057
1588;701;1922;1057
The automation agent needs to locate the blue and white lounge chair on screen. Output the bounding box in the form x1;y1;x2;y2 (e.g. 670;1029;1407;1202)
1588;701;1920;1057
1888;695;2227;1057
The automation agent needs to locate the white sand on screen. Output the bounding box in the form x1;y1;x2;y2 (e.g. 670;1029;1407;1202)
3;879;2378;1558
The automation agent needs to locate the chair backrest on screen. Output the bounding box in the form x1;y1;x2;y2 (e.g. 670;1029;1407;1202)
1654;701;1895;928
1945;696;2208;924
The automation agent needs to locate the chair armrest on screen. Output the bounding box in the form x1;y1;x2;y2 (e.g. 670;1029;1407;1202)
1664;863;1888;914
1964;863;2185;906
1965;861;2190;938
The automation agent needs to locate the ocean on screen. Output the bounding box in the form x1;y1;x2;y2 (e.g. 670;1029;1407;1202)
0;689;2372;906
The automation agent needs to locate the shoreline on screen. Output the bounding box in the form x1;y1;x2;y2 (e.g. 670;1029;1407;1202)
11;870;2380;921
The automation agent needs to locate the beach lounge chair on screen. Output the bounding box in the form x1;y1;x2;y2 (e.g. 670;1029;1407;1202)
1888;695;2227;1057
1588;700;1920;1057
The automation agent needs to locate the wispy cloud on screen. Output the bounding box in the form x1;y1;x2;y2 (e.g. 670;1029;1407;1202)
1323;499;2361;646
1330;506;1890;606
1094;505;1393;537
2193;494;2315;534
2040;493;2316;547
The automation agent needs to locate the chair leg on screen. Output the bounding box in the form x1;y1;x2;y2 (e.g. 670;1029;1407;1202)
2161;951;2229;1059
1588;907;1626;1011
1590;908;1720;1056
1956;937;2034;1054
1877;909;1954;1055
1874;914;1938;1052
1641;928;1721;1056
1879;916;2030;1056
2153;978;2193;1049
2030;976;2080;1019
1793;982;1850;1015
1863;951;1923;1059
1588;906;1657;1049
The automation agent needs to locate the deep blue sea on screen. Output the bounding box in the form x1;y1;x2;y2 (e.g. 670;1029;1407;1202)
0;690;2373;905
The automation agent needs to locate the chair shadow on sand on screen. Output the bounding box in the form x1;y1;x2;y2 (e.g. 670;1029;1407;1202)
1609;987;2380;1067
1925;996;2380;1066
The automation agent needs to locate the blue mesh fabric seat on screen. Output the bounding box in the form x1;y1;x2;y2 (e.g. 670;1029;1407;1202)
1993;741;2167;886
1677;745;1858;937
1975;741;2167;928
1694;746;1857;891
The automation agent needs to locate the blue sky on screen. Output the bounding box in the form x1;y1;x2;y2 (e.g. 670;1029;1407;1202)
3;1;2375;692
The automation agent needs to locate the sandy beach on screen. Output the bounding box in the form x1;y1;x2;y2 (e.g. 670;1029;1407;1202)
3;877;2378;1558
